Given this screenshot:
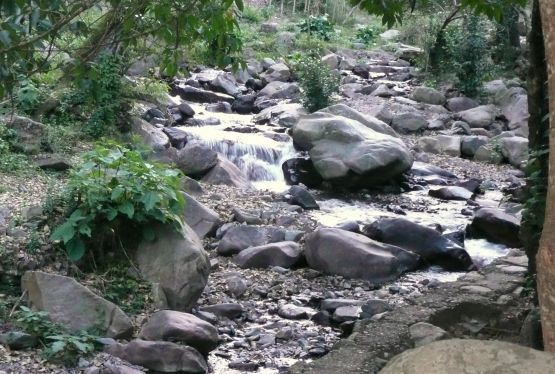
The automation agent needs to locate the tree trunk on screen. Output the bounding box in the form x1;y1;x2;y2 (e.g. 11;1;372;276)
537;0;555;352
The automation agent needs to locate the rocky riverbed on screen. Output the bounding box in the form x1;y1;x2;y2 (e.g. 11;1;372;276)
0;46;534;374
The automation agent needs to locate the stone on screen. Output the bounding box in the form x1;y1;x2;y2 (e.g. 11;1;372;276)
339;58;356;70
408;322;449;347
417;135;461;157
232;94;256;114
288;185;319;210
410;162;456;179
0;331;38;350
209;73;240;97
467;208;521;248
201;155;252;189
379;339;555;374
234;241;302;269
162;127;188;149
173;84;235;104
292;113;413;188
474;144;503;164
135;223;210;311
261;57;277;70
140;310;218;354
278;304;310;320
282;157;323;188
260;22;279;33
320;299;365;312
321;53;340;69
340;83;364;98
304;228;420;283
217;225;286;256
232;207;262;225
428;186;473;201
458;105;497;128
181;176;203;195
500;136;528;168
254;103;306;127
176;143;218;177
461;136;489;158
450;121;472;135
183;192;220;239
257;81;300;100
363;217;476;271
106;340;207;374
410;87;445;105
445;97;479;112
200;303;243;319
2;115;44;154
391;113;428;134
205;102;232;113
495;87;529;136
21;271;133;338
319;104;398;137
131;117;169;152
35;156;71;171
261;63;291;83
360;300;392;318
276;31;296;48
178;102;195;117
332;306;361;322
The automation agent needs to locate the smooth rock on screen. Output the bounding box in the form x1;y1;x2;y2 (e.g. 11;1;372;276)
183;192;220;239
234;241;302;269
467;208;521;247
409;322;449;347
289;185;319;210
429;186;473;201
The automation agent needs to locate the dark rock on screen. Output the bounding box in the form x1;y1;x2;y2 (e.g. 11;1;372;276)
35;156;71;171
183;192;220;239
446;97;479;112
181;176;204;195
336;221;360;233
201;303;244;319
456;178;482;194
106;340;207;373
173;84;235;104
228;361;259;372
178;102;195;117
311;311;331;326
209;73;241;97
217;225;286;256
467;208;521;247
304;228;420;283
360;299;392;318
139;310;218;354
205;102;232;113
429;186;473;201
232;94;257;114
282;157;323;188
162;127;188;149
176;143;218;177
363;217;476;271
0;331;38;350
232;207;263;225
288;185;319;210
234;241;302;269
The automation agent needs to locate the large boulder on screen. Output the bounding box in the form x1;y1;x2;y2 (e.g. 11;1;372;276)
291;113;413;188
499;136;528;168
304;228;420;283
257;81;301;100
217;225;286;256
2;115;44;154
173;84;235;104
445;97;479;112
379;339;555;374
458;105;497;128
319;104;398;137
288;185;319;210
21;271;133;338
254;103;306;127
131;117;170;152
495;87;529;137
234;241;302;269
467;208;521;248
175;143;218;177
106;340;207;374
200;155;252;189
321;53;340;69
410;87;445;105
135;223;210;311
363;217;476;271
261;63;291;83
183;192;220;239
139;310;218;354
417;136;461;157
209;73;241;97
391;113;428;134
461;136;489;158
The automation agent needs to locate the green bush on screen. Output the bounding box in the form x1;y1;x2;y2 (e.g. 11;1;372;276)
354;26;378;45
293;53;340;113
0;124;32;173
50;141;185;262
241;6;264;23
299;15;335;41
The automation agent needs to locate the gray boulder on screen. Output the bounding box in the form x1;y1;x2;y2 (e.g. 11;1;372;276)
445;97;479;112
162;128;188;149
173;84;235;104
261;63;291;83
391;113;428;134
474;144;504;164
234;241;302;269
410;87;445;105
319;104;398;137
258;81;300;100
363;217;475;271
321;53;340;69
409;322;449;347
176;143;218;177
288;185;319;210
417;136;461;157
496;88;529;137
217;225;286;256
131;117;170;152
304;228;420;283
461;136;489;158
2;115;44;154
135;223;210;311
254;103;306;127
467;208;521;248
429;186;473;201
458;105;497;128
183;192;220;239
500;136;528;168
21;271;133;338
292;113;413;188
201;155;252;189
209;73;240;97
379;339;555;374
140;310;218;354
106;340;207;374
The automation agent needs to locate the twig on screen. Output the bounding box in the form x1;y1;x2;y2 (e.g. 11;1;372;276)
8;290;28;318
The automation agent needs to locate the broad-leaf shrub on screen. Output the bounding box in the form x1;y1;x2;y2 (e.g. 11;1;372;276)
299;15;335;41
293;54;340;113
50;141;185;262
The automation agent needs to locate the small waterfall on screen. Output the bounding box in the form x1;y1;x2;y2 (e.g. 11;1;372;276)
180;124;296;188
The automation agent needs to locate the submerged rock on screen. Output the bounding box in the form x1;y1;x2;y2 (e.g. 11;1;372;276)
467;208;521;248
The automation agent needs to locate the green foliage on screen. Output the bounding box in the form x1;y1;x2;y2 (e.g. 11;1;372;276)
102;267;152;315
354;26;378;45
293;53;340;113
16;306;99;365
241;6;265;23
0;124;32;173
299;15;335;41
50;141;185;262
14;78;42;114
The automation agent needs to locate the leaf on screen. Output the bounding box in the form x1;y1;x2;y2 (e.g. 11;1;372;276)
141;192;160;211
111;186;125;201
78;225;92;237
105;208;118;221
48;340;66;354
50;222;75;244
118;201;134;219
142;226;156;242
66;237;85;262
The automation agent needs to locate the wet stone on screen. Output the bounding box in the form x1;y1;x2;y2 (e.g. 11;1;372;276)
278;304;310;320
